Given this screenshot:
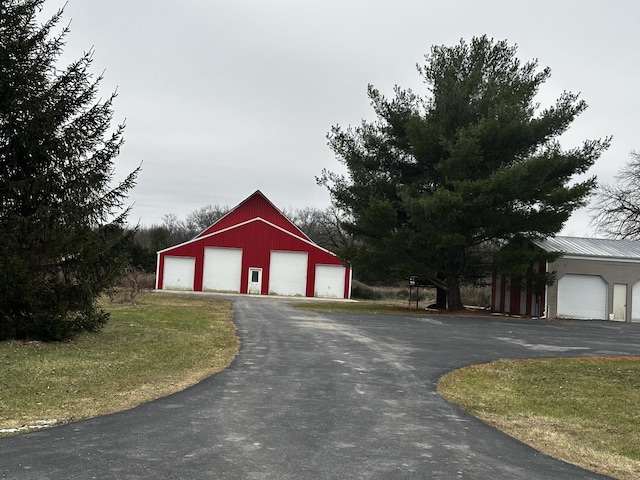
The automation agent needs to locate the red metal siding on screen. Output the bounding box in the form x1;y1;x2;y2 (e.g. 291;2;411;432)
509;276;522;314
343;266;352;299
534;262;547;317
197;191;309;240
491;259;548;317
491;272;497;311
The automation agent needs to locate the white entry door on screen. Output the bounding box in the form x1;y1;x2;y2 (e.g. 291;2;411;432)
248;268;262;294
613;283;627;321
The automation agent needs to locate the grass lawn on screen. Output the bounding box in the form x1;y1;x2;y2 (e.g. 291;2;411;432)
291;299;445;315
438;357;640;480
0;292;238;436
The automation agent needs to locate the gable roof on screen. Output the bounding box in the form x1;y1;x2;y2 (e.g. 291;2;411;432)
195;190;311;241
156;216;340;259
532;236;640;260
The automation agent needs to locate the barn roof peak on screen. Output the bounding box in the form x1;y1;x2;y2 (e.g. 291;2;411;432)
195;190;312;242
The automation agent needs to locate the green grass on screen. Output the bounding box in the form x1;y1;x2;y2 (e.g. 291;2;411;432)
438;357;640;480
291;300;439;315
0;292;238;435
291;299;488;316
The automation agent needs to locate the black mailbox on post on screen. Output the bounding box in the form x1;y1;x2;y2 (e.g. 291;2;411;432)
408;276;419;309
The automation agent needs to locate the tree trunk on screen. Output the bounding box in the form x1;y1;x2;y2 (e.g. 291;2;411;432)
435;286;447;309
432;272;447;309
446;274;464;311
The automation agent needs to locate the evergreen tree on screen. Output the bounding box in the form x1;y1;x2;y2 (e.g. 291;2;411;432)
0;0;139;340
320;36;609;310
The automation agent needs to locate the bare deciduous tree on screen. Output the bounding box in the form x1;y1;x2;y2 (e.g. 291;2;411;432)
284;206;354;252
185;204;230;234
591;151;640;239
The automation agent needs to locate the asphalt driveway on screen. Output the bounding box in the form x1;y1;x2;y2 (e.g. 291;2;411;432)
2;295;640;479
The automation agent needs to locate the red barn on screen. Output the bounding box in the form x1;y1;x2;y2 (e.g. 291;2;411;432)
156;191;352;298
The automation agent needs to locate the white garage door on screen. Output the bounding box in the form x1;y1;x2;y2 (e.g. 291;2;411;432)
631;281;640;322
269;251;308;296
557;274;606;320
315;265;345;298
202;247;242;293
163;256;196;291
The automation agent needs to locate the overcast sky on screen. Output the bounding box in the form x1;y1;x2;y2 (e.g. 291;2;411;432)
41;0;639;236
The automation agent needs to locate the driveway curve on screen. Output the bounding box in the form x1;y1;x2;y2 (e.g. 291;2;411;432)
2;295;640;479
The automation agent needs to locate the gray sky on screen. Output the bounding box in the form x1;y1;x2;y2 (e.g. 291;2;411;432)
42;0;639;236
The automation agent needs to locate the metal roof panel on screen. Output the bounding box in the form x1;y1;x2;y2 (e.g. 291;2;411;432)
531;236;640;260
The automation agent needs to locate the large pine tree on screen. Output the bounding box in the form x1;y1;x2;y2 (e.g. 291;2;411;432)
0;0;139;340
320;36;609;310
